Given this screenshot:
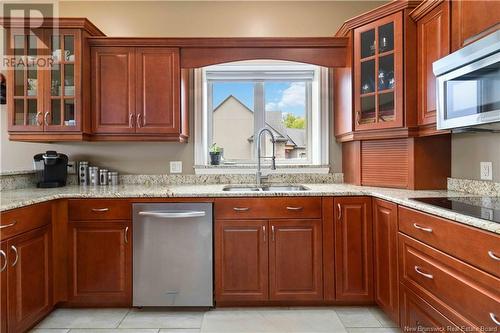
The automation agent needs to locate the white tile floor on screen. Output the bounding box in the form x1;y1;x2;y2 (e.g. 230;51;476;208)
31;306;400;333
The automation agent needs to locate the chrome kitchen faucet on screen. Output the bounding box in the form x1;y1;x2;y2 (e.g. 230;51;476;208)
256;127;277;185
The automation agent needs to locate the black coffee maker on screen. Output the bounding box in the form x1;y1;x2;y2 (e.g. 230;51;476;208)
33;151;68;188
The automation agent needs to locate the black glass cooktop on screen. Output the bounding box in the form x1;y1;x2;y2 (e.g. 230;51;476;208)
411;197;500;223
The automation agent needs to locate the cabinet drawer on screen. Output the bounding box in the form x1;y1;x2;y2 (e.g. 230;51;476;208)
399;233;500;329
0;202;51;241
399;283;462;332
399;206;500;278
215;197;321;219
68;199;131;221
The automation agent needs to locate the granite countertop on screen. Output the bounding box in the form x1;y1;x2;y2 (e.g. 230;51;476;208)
1;183;499;235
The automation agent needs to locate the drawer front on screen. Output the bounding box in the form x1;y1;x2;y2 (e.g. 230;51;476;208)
214;197;321;220
400;284;462;332
399;233;500;329
399;206;500;278
68;199;131;221
0;202;51;240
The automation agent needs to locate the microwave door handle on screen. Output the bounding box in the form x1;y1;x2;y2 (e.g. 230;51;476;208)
138;211;206;218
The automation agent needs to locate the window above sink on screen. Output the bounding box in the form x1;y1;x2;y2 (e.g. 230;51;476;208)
193;60;330;173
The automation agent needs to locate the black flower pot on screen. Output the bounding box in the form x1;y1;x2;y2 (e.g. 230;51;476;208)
210;152;221;165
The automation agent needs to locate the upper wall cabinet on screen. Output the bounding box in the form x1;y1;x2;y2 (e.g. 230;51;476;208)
1;18;105;142
354;12;403;131
91;45;186;142
334;1;420;142
450;0;500;51
413;0;450;127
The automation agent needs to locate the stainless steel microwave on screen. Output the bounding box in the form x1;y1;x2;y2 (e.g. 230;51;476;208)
433;30;500;130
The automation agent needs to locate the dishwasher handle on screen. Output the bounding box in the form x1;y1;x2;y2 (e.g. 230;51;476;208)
138;210;206;218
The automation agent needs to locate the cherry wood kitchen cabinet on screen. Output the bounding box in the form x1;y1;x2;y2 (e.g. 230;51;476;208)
399;284;461;332
334;197;373;302
7;226;52;333
91;44;184;141
214;197;323;304
135;48;180;135
413;0;450;127
354;12;404;131
67;221;132;306
0;18;105;141
91;47;136;134
269;219;323;301
372;198;399;324
215;220;269;302
0;241;7;333
451;0;500;51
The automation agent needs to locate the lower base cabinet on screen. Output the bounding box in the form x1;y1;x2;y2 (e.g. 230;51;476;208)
334;197;373;302
215;218;323;304
215;220;269;302
67;221;132;306
6;226;52;333
399;284;461;332
269;220;323;301
373;199;399;323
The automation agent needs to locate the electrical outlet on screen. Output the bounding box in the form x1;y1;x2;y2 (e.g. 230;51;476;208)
170;161;182;174
480;162;493;180
67;161;77;174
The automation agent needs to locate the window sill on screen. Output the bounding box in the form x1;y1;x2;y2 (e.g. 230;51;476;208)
194;164;330;175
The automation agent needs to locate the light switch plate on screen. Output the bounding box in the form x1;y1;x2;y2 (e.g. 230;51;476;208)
170;161;182;174
480;161;493;180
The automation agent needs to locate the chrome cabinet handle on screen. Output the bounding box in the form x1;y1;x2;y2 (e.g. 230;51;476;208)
414;266;433;279
11;246;18;267
91;208;109;212
0;250;6;272
262;225;266;242
124;226;129;244
356;110;361;125
233;207;249;211
138;211;206;218
488;250;500;261
286;206;303;211
413;223;433;233
490;313;500;325
129;113;134;128
44;112;50;125
36;112;43;126
337;203;342;220
271;225;275;241
0;221;17;229
137;113;142;128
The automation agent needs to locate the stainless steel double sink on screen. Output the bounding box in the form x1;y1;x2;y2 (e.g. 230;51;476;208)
222;184;310;192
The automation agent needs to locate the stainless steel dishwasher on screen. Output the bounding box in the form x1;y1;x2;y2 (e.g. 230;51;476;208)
132;203;213;307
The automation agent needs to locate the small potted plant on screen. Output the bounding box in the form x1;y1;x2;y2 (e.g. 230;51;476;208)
209;143;222;165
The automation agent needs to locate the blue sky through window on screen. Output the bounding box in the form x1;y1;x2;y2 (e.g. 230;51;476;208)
212;81;306;117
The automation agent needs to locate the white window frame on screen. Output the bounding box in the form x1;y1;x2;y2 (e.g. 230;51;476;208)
194;60;329;172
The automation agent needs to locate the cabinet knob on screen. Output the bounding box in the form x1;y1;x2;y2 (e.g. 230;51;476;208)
44;112;51;125
490;313;500;326
337;203;342;220
414;265;433;279
413;223;433;233
124;226;129;244
36;112;43;126
91;208;109;212
233;207;249;211
286;206;303;211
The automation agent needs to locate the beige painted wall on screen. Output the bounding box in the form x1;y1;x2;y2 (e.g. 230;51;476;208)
1;0;385;174
452;132;500;181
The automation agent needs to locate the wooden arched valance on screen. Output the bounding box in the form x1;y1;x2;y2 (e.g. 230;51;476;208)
88;37;348;68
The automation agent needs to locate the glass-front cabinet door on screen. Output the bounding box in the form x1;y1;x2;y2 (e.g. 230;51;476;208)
7;29;45;131
354;12;403;131
6;28;81;132
44;29;81;131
